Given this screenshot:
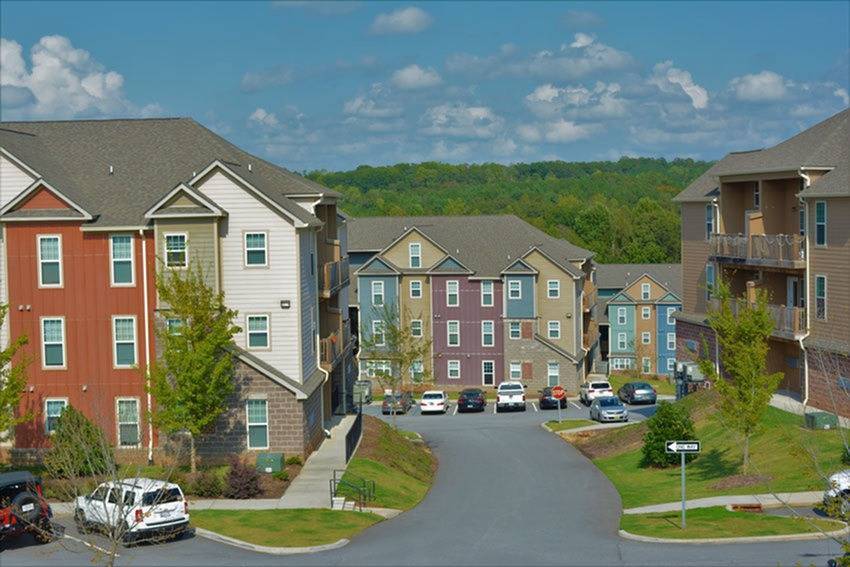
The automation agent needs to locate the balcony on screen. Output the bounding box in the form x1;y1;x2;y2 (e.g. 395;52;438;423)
319;257;350;298
709;298;806;340
582;279;597;313
320;324;354;370
710;234;805;270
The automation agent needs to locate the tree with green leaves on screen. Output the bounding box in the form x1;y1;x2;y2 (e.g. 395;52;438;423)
0;304;31;439
698;280;783;474
148;263;240;472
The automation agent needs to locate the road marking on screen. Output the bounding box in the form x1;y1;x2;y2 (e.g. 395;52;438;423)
452;404;458;416
570;401;582;410
531;402;538;412
493;404;497;414
63;534;119;557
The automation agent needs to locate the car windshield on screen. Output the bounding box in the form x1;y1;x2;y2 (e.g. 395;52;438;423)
141;487;182;506
633;383;653;390
422;393;443;400
500;384;523;392
591;382;611;389
599;398;622;408
542;388;552;395
461;390;482;397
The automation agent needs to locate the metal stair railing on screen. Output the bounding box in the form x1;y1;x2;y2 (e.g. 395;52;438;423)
328;469;375;512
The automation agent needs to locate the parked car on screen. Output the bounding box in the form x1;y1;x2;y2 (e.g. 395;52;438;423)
539;387;568;409
823;469;850;517
579;380;614;405
74;478;189;545
589;397;629;422
352;380;373;404
457;388;487;413
382;391;414;415
420;391;449;414
617;381;658;405
496;381;526;412
0;471;53;548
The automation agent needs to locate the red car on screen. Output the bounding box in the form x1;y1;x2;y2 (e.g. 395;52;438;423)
0;471;53;548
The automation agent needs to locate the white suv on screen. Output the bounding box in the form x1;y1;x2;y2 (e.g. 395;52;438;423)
579;380;614;405
74;478;189;544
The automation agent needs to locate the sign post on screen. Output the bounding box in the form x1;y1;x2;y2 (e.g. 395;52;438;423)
552;386;566;423
666;440;701;530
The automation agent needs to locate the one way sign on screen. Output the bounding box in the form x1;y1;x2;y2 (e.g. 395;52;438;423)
665;440;701;454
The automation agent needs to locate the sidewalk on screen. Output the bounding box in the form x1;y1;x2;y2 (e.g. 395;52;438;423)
622;491;823;515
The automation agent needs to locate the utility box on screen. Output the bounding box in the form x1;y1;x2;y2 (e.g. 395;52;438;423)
255;452;283;474
805;412;839;430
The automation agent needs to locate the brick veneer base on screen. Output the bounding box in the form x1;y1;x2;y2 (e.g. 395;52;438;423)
807;348;850;418
675;319;718;368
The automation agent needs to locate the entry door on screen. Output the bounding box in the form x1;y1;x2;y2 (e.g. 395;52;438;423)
786;277;801;307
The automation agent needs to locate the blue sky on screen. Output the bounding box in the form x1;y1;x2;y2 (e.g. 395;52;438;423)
1;1;848;170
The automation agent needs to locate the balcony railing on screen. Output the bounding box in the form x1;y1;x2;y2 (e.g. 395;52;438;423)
709;298;806;339
319;257;350;297
582;279;597;313
709;234;805;269
320;324;355;370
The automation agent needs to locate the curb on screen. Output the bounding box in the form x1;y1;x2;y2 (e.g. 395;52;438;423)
195;527;350;555
618;523;849;545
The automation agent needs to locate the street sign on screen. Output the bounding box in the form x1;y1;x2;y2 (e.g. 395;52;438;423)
551;386;566;400
665;440;701;454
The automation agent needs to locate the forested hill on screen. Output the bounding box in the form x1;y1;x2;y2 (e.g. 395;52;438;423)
307;158;712;264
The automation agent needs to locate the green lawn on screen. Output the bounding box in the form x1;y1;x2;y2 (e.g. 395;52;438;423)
546;419;595;432
606;374;676;396
594;405;843;509
191;509;382;547
621;506;841;539
341;457;431;510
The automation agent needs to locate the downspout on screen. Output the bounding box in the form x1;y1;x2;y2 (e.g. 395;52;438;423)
711;197;720;377
140;229;154;464
798;170;812;407
310;202;332;437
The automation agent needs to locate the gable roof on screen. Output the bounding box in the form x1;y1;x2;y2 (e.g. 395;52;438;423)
502;258;538;275
0;117;337;228
355;256;400;275
347;215;592;279
0;178;93;221
428;255;472;274
595;264;681;296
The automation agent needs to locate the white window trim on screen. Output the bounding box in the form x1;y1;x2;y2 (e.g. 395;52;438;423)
641;306;651;320
547;362;560;387
705;204;714;241
617;307;627;325
482;360;495;386
509;321;521;340
37;234;63;289
112;315;138;369
410;319;423;338
446;280;460;307
372;320;386;346
667;307;676;326
244;231;269;268
667;358;676;371
109;233;136;287
409;280;423;299
617;332;627;351
641;331;651;345
40;316;66;370
642;357;652;374
410;360;424;380
481;320;494;347
246;314;271;350
116;397;141;449
165;317;183;335
815;274;828;321
547;280;560;299
245;399;269;450
409;242;421;268
815;201;827;247
163;232;189;269
481;281;494;307
509;361;522;380
667;332;676;351
447;320;460;347
447;359;461;380
548;320;561;340
508;279;522;300
44;397;68;435
641;283;651;300
371;281;385;306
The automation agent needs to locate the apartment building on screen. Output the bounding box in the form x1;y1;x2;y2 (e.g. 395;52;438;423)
348;216;597;393
0;118;354;461
674;108;850;415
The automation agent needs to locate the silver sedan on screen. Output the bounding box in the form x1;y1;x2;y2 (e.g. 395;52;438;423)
589;396;629;422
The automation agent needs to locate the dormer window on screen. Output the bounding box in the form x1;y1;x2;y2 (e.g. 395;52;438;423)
409;242;421;268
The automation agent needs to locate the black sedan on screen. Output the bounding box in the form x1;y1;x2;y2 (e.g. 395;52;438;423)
539;387;568;409
457;388;487;412
617;381;658;405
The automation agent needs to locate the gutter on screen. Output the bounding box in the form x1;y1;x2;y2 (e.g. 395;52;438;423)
140;228;154;464
797;169;812;407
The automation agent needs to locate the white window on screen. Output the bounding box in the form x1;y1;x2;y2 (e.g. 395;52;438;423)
371;281;384;306
117;398;140;447
446;280;459;306
641;331;651;345
44;398;67;434
447;320;460;347
799;207;806;236
509;362;522;380
164;233;187;268
447;360;461;380
411;360;424;381
247;315;270;349
642;357;651;374
372;320;386;346
110;234;134;286
548;321;561;340
509;321;521;339
41;317;66;369
816;275;827;321
508;279;522;300
816;201;827;247
641;283;651;300
705;204;714;240
753;186;761;209
244;232;268;266
481;281;494;307
641;306;651;320
113;316;137;368
410;319;423;338
37;235;63;287
547;362;559;387
667;332;676;351
617;307;627;325
481;320;494;347
409;280;422;299
617;332;627;351
547;280;560;299
482;360;495;386
705;263;715;300
667;358;676;371
667;307;676;325
409;242;421;268
246;399;269;449
165;317;183;335
365;360;391;378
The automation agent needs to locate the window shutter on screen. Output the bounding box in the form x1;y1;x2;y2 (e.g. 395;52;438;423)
521;321;533;339
522;361;532;380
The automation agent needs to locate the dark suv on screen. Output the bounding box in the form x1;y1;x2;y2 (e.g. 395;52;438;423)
0;471;53;547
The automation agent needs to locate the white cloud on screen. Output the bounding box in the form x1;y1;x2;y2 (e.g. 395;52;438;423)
729;70;789;101
343;90;402;118
431;139;472;160
491;137;518;156
569;33;595;49
240;65;293;93
516;120;594;144
649;61;709;109
390;64;442;90
525;81;626;119
248;107;279;128
422;103;503;139
0;35;158;119
370;6;432;35
834;87;850;106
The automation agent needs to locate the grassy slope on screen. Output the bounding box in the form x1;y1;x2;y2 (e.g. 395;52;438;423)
190;509;382;547
621;506;841;539
547;419;595;432
606;374;676;396
340;416;437;510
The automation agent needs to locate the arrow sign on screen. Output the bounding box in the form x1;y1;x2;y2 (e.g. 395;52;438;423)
666;440;700;454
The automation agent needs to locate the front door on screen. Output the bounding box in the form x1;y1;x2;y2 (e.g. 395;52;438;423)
786;276;802;307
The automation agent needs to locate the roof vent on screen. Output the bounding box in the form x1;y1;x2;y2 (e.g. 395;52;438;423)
192;171;197;177
108;165;114;175
248;163;253;172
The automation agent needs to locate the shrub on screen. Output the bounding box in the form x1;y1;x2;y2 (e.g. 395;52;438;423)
273;469;289;482
640;401;697;468
44;406;114;479
223;457;261;499
842;447;850;466
285;456;302;466
191;470;223;497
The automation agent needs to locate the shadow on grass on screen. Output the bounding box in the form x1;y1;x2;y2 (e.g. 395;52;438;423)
690;448;739;481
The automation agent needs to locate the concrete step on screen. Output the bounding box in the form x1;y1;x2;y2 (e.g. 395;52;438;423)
330;496;347;510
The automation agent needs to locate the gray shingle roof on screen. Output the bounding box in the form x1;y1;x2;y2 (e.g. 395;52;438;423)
347;215;593;279
595;263;682;297
0;118;337;227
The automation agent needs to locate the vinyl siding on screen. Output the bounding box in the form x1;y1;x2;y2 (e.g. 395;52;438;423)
504;274;535;319
681;202;712;314
808;197;850;347
154;217;219;297
523;250;578;354
400;275;432;376
357;274;398;353
382;229;445;270
656;303;681;375
608;304;635;356
299;230;318;379
0;154;36;208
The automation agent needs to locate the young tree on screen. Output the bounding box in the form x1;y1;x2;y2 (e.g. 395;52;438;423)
0;303;31;438
698;280;783;473
148;262;240;472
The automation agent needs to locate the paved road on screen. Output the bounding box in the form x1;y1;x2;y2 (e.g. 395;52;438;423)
2;404;842;566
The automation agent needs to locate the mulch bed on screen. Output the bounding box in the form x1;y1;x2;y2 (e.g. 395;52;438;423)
709;474;772;490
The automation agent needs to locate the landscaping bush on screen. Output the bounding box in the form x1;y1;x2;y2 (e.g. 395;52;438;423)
44;405;114;478
191;470;223;497
273;469;289;482
641;401;697;468
285;456;302;466
224;457;261;499
842;446;850;466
